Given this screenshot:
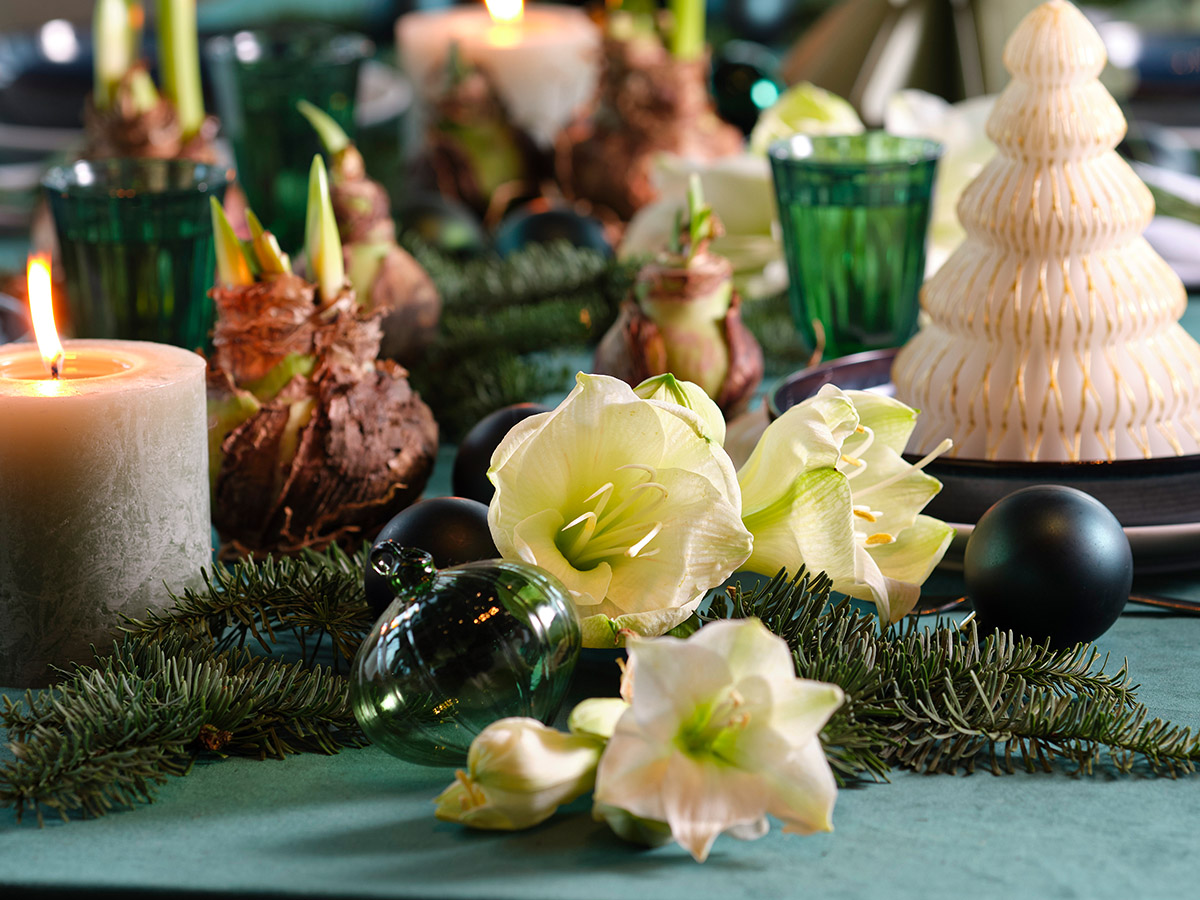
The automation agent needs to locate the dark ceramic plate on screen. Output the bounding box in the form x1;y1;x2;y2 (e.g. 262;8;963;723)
770;349;1200;573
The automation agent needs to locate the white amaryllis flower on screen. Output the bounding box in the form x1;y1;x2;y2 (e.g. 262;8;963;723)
434;718;602;831
747;82;865;156
594;618;844;862
488;373;753;648
738;385;954;623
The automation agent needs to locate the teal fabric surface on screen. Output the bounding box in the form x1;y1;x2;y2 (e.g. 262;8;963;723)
3;304;1200;897
3;606;1200;899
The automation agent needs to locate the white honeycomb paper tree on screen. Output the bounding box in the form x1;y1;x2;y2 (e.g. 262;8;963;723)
893;0;1200;462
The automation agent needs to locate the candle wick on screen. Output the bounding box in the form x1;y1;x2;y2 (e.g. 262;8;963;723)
50;352;62;380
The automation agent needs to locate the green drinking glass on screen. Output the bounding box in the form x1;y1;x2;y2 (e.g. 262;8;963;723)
769;132;943;360
42;159;228;351
206;26;372;253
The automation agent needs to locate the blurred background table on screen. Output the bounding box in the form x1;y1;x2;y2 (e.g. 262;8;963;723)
3;2;1200;897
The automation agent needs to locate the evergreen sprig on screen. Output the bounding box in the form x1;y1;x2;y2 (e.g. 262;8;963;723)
1;634;362;825
401;238;637;439
706;571;1199;780
129;544;374;670
5;555;1198;825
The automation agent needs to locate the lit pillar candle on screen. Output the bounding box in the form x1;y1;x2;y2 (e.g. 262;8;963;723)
397;0;601;146
0;257;210;687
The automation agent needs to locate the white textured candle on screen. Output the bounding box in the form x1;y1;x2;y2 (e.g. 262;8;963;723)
397;4;600;146
0;339;210;686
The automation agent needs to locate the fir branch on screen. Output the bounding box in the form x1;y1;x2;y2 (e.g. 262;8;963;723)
706;571;1198;781
125;545;374;670
402;237;636;313
400;238;636;440
1;634;362;824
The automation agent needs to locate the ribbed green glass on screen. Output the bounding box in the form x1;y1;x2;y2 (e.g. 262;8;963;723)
769;133;942;360
206;26;371;253
351;545;581;767
42;159;228;351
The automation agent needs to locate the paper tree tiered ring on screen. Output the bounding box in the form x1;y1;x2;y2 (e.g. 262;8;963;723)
893;0;1200;462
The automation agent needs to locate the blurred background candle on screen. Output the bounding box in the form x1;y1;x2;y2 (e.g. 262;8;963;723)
0;256;210;687
396;0;600;147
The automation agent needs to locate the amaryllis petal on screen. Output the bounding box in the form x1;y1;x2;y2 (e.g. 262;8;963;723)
762;738;840;835
488;373;752;647
509;508;613;607
595;619;843;861
660;755;770;862
580;602;701;649
736;390;856;512
867;514;957;592
741;467;858;584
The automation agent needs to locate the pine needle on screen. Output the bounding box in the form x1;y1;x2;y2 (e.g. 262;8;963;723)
706;571;1199;781
3;529;1197;825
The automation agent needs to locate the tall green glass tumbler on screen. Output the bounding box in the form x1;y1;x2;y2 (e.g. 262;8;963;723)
769;133;943;360
206;27;371;253
42;159;228;351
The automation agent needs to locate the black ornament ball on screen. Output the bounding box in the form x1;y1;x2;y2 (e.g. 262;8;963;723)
364;498;498;617
494;207;611;258
396;193;488;258
711;40;784;135
453;403;552;504
963;485;1132;648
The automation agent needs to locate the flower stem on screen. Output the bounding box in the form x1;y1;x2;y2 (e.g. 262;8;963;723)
668;0;705;61
93;0;138;110
156;0;205;138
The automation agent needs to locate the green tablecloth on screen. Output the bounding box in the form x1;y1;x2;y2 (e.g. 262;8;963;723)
4;591;1200;899
4;305;1200;898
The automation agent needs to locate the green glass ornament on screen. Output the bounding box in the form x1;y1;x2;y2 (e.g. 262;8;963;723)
350;542;581;766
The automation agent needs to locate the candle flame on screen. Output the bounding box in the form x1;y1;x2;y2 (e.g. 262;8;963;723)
27;254;64;379
485;0;523;25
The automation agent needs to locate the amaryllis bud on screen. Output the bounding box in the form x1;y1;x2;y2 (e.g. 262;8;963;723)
567;697;630;741
633;373;726;445
434;718;602;831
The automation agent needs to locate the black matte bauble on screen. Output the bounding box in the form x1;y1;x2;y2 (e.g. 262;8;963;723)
363;498;498;617
711;40;784;135
964;485;1132;648
452;403;552;504
494;207;611;258
396;193;488;258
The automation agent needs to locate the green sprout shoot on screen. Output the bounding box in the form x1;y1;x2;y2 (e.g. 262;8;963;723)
246;208;292;276
210;196;254;288
296;100;351;158
156;0;205;138
305;155;345;304
93;0;138;109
